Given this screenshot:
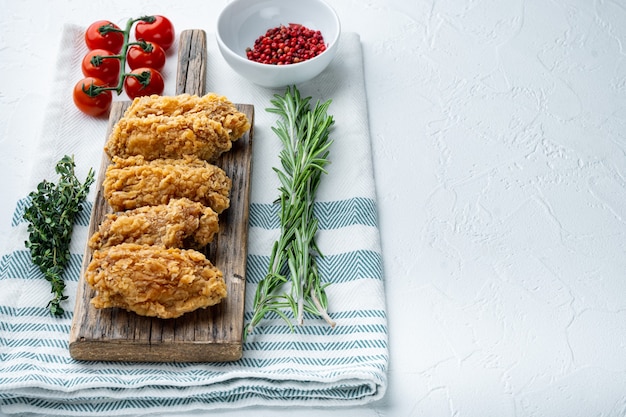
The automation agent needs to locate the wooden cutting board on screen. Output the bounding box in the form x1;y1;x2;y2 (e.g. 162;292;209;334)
69;29;254;362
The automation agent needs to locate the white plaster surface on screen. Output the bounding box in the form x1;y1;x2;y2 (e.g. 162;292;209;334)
1;0;625;415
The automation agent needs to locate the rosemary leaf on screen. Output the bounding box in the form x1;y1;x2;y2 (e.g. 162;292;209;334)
245;86;335;337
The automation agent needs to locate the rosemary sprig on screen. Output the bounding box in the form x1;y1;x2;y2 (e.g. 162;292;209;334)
23;155;94;316
246;86;336;336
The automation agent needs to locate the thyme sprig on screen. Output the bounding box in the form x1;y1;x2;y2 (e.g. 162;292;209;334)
246;86;336;336
23;155;94;316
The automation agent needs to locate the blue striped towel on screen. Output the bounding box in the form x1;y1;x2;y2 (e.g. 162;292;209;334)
0;25;388;415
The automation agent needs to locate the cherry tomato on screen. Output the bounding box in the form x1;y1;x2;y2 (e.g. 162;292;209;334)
124;68;165;99
126;41;166;71
73;77;112;117
81;49;121;86
85;20;125;53
135;15;175;51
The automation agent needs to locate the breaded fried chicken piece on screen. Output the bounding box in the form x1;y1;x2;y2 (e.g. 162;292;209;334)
88;198;219;251
103;155;231;213
86;243;227;319
105;93;251;162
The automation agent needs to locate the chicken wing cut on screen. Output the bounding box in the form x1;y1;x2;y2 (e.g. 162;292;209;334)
88;198;219;250
105;93;251;162
86;243;227;319
103;155;231;213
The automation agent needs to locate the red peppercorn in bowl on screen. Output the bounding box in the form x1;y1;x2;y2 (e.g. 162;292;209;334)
246;23;327;65
216;0;340;88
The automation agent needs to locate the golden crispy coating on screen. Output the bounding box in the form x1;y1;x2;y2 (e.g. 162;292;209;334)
105;93;251;162
88;198;219;251
86;243;227;319
103;155;231;213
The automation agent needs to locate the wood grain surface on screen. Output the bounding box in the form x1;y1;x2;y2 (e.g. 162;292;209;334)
69;29;254;362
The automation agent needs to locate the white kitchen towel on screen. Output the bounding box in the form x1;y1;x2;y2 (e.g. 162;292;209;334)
0;24;388;415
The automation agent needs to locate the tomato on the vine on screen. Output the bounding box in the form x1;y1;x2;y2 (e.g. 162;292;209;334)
85;20;125;53
135;15;175;51
124;68;165;99
75;16;175;117
73;77;112;117
81;49;121;87
126;41;166;71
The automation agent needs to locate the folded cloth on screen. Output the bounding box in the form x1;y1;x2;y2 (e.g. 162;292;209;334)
0;24;388;415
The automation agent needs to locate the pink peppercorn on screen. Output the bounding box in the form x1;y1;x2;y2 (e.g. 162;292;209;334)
246;23;327;65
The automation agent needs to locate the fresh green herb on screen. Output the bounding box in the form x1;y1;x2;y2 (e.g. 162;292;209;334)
23;155;95;316
246;86;336;336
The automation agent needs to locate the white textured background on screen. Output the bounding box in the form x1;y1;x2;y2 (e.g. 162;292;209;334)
1;0;625;416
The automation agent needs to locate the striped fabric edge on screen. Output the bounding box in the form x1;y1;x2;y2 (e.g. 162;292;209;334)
0;305;72;318
246;250;383;284
0;307;387;373
1;250;84;283
249;197;378;230
0;361;388;416
0;365;387;397
0;354;388;393
0;375;387;416
2;361;386;393
0;317;387;402
0;349;388;379
11;197;92;228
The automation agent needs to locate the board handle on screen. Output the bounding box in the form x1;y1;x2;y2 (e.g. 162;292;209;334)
175;29;207;96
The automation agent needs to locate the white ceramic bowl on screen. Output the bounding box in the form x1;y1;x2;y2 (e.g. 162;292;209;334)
216;0;341;88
